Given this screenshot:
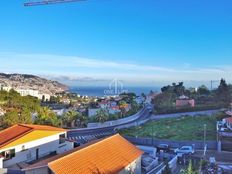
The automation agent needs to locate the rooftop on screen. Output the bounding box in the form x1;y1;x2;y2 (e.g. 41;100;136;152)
225;117;232;123
24;134;143;174
0;124;66;150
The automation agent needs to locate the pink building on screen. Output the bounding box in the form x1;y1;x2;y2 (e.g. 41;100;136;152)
176;95;195;108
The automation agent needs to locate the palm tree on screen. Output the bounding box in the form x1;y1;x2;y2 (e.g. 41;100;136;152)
62;110;78;128
35;107;61;126
75;112;87;128
95;109;108;123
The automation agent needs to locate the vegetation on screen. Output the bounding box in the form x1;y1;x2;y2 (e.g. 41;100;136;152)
153;79;231;114
95;109;109;123
0;89;40;128
62;110;86;128
119;113;227;140
34;107;61;127
89;92;143;123
181;161;197;174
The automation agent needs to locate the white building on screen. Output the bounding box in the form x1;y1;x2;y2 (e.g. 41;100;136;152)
16;89;39;98
88;108;101;117
2;86;12;92
16;89;51;101
0;85;51;101
0;124;73;169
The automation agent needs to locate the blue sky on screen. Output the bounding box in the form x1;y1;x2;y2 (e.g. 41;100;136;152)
0;0;232;87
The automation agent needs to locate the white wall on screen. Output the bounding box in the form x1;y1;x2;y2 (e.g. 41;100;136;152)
87;107;145;128
0;157;3;169
24;166;50;174
1;132;73;168
88;108;100;117
118;157;141;174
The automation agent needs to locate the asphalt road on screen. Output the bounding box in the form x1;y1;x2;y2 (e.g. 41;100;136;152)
67;104;152;143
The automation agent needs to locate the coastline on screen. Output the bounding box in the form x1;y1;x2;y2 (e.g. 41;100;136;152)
68;86;160;97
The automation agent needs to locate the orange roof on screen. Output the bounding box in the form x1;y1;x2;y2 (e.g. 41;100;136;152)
25;134;143;174
0;124;66;149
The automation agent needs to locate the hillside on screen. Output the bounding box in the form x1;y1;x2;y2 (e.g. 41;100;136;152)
0;73;68;95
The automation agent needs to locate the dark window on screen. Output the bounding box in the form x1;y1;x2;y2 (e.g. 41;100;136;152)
59;133;66;144
1;149;15;160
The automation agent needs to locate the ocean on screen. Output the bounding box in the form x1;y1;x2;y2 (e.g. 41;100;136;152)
69;86;160;97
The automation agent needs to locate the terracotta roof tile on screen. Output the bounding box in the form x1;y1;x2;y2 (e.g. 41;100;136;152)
0;124;66;149
24;134;143;174
24;139;102;170
19;124;66;132
48;134;143;174
0;125;32;149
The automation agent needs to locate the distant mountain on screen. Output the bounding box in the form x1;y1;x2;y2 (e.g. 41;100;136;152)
0;73;68;95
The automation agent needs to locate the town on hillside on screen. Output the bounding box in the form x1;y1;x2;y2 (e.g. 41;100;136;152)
1;0;232;174
1;76;232;174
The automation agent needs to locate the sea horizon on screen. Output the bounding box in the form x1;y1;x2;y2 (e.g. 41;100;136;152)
68;86;161;97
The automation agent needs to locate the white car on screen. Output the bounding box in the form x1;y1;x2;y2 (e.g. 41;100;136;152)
174;146;195;155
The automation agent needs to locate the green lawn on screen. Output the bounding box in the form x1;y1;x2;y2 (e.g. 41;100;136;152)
119;115;217;141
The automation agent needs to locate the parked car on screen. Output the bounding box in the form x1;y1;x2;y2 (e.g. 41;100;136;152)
174;146;194;155
156;144;170;152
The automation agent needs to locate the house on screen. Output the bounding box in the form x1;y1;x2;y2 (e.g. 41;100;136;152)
99;100;110;109
176;95;195;108
109;106;121;114
88;108;101;117
0;124;73;169
225;117;232;130
23;134;143;174
119;103;131;112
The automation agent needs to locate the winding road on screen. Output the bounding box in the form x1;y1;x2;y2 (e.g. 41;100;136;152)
67;105;220;144
67;104;152;144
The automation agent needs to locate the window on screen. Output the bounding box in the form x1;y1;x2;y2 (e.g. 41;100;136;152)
59;133;66;144
1;149;15;160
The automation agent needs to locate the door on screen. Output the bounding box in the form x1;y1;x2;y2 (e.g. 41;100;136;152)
36;148;39;160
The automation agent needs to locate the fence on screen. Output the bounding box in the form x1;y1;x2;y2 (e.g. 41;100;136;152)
124;136;217;150
87;107;146;128
151;109;221;120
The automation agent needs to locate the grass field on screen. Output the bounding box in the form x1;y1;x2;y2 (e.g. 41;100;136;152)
119;115;217;141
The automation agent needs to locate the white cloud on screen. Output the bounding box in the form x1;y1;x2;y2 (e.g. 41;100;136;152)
0;52;232;85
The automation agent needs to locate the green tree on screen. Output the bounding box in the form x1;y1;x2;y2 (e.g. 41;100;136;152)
0;111;19;128
95;109;108;123
197;85;210;95
161;82;185;96
216;79;231;105
181;161;197;174
62;110;78;127
153;92;176;110
75;112;87;128
19;107;33;124
141;93;146;99
35;107;61;126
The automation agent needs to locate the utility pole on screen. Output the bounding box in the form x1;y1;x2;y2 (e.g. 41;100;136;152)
203;124;207;156
151;125;154;146
210;80;219;91
204;124;206;146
